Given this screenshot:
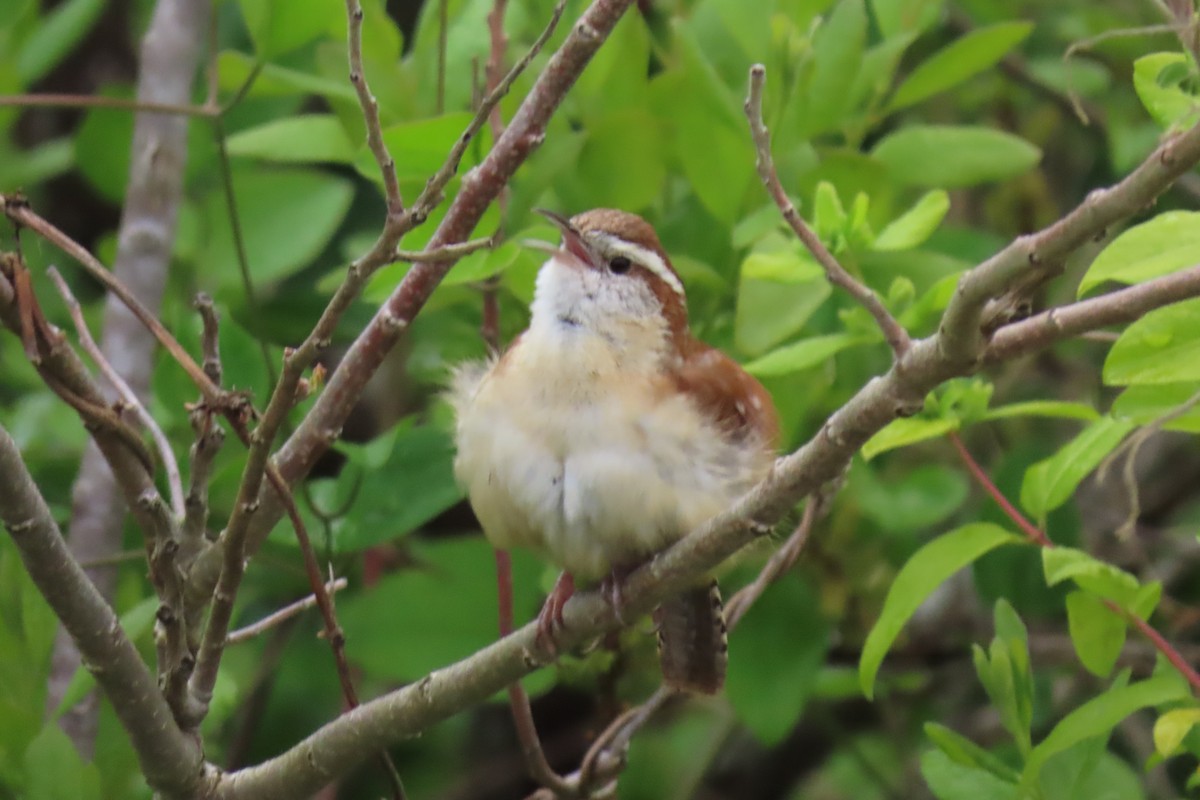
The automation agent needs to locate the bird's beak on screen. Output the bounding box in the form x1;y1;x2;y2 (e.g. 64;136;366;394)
535;208;600;269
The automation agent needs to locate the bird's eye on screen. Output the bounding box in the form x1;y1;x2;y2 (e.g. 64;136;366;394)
609;256;632;274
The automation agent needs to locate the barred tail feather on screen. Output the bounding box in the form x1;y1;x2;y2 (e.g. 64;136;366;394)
655;581;728;694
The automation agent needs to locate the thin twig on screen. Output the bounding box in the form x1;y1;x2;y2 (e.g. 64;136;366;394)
194;293;222;385
346;0;404;218
0;93;214;116
437;0;449;115
481;0;511;356
1099;387;1200;540
212;116;276;383
393;234;499;263
2;197;218;398
947;432;1052;547
949;430;1200;695
228;578;349;645
726;497;820;627
48;268;185;519
744;64;912;359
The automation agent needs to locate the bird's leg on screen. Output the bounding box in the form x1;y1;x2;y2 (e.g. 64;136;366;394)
600;562;638;625
535;571;575;654
494;549;515;637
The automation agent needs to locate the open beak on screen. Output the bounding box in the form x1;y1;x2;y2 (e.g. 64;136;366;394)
535;208;599;269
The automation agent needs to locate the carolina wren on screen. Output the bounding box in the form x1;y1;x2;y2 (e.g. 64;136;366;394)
450;208;778;693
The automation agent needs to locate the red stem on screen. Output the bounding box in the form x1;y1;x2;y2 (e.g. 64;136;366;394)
947;431;1200;695
947;431;1053;547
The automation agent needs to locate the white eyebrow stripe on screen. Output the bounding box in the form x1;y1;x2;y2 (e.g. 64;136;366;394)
592;233;686;297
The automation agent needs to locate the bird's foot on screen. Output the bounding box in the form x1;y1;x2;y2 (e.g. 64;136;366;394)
535;571;575;656
600;563;638;626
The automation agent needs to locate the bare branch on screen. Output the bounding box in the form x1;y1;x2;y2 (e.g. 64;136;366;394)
938;130;1200;369
0;424;208;796
184;406;225;545
0;92;213;116
392;234;499;263
228;577;350;645
744;64;912;359
48;267;184;519
2;196;218;400
983;263;1200;363
346;0;403;218
194;293;223;385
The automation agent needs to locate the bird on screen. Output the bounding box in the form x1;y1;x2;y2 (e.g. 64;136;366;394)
449;208;778;693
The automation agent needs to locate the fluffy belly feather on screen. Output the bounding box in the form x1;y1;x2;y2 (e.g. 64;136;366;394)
451;341;767;582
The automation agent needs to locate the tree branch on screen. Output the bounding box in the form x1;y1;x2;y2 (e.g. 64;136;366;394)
48;267;184;518
0;424;209;797
984;263;1200;362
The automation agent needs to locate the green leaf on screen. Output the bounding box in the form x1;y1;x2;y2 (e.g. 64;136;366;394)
920;749;1020;800
872;125;1041;187
1104;298;1200;385
804;0;867;136
924;723;1021;784
1041;547;1149;615
73;89;135;203
53;597;158;719
853;462;970;533
726;576;829;743
333;421;465;551
1078;211;1200;296
440;240;523;286
1023;674;1189;785
1112;383;1200;433
874;190;950;251
1133;53;1200;129
355;112;492;185
1041;743;1146;800
199;167;354;289
1065;591;1125;678
980;400;1100;422
1153;708;1200;756
338;536;552;692
888;22;1033;112
744;333;870;377
558;109;665;212
23;724;102;800
16;0;105;83
978;600;1034;754
663;23;756;224
226;115;355;164
871;0;940;37
813;181;848;243
860;523;1020;699
861;417;959;460
216;51;358;103
1018;417;1135;519
735;249;831;355
739;248;825;283
239;0;335;59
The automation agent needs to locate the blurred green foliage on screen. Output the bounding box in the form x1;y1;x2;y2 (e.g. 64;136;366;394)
2;0;1200;797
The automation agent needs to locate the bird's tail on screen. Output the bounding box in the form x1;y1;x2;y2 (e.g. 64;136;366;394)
654;580;728;694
